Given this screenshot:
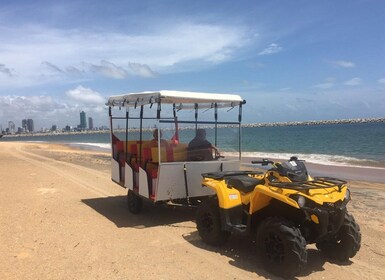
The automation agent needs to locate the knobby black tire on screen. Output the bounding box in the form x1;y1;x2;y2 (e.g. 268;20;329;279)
316;212;361;261
127;190;143;214
256;216;307;278
196;197;230;246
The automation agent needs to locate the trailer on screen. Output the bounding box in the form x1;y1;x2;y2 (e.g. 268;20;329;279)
106;90;246;213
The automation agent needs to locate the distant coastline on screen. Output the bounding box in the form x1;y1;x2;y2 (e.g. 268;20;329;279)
243;117;385;127
1;117;384;138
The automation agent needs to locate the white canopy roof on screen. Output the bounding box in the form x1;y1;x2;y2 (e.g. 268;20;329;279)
106;90;245;109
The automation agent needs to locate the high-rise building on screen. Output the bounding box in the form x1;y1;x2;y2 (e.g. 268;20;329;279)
22;119;27;131
8;121;16;134
22;119;34;132
27;119;34;132
80;111;87;130
88;117;93;130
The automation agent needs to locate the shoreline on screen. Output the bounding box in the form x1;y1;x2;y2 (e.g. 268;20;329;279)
29;141;385;184
62;142;385;183
1;140;384;183
3;139;385;170
5;140;385;183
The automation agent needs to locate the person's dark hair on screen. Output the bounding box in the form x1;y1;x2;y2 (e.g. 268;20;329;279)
196;129;206;138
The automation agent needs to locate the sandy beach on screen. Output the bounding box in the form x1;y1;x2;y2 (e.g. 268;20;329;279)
1;142;385;280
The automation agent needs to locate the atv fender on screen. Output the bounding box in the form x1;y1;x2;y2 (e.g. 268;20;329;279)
202;179;248;233
202;178;242;209
251;186;300;213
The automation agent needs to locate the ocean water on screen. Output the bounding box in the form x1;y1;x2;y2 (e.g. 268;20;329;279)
240;123;385;168
2;122;385;168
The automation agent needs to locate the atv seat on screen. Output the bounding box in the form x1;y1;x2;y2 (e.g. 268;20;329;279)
227;175;264;193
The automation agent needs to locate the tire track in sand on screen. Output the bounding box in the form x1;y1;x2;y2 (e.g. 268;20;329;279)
9;144;120;198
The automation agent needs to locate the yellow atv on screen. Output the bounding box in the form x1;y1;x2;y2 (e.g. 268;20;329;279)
196;157;361;278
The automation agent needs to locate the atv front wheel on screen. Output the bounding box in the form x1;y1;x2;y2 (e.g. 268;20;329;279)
196;197;230;246
256;217;307;278
127;190;143;214
316;212;361;261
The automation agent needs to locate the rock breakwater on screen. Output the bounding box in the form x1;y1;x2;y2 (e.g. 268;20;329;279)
243;117;385;128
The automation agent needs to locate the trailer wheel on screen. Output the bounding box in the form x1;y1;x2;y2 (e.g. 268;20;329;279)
316;212;361;261
127;190;143;214
196;197;230;246
256;216;307;278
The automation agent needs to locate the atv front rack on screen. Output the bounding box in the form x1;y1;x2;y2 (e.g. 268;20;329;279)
269;177;347;192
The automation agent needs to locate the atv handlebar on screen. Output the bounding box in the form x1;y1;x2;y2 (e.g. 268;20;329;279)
251;159;274;166
251;156;304;166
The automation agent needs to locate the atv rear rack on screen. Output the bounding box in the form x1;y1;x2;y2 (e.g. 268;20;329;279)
269;177;347;192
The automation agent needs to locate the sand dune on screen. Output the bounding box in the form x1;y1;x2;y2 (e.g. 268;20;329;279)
1;142;384;279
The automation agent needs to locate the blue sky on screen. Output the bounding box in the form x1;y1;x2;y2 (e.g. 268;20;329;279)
1;0;385;130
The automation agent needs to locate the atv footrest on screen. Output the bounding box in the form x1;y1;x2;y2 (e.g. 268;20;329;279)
231;224;247;234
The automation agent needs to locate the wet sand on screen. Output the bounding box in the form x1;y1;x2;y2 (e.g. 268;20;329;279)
1;142;384;279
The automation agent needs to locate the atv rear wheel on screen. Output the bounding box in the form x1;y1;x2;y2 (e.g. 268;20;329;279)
127;190;143;214
256;217;307;278
196;197;230;246
316;212;361;261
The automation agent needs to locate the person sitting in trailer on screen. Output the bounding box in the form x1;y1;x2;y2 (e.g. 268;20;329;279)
187;129;220;161
150;129;169;148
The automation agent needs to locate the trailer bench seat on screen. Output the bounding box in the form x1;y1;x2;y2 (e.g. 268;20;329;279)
151;143;188;163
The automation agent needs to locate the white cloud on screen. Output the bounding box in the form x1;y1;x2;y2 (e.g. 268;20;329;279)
344;77;362;86
66;86;105;104
314;78;336;89
378;78;385;84
89;60;128;79
331;60;356;68
128;62;157;78
258;43;282;56
40;60;157;79
0;22;249;88
0;92;109;130
0;95;64;126
0;84;108;129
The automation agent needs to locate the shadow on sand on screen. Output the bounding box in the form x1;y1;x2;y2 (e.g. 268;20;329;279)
183;231;353;279
81;195;196;228
82;195;352;279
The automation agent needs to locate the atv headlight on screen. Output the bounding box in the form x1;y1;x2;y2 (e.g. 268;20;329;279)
344;188;351;201
297;196;306;207
289;194;306;208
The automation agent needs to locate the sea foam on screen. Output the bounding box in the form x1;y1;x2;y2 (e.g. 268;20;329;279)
225;151;385;169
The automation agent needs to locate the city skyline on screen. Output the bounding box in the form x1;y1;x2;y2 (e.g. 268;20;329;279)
3;110;96;134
